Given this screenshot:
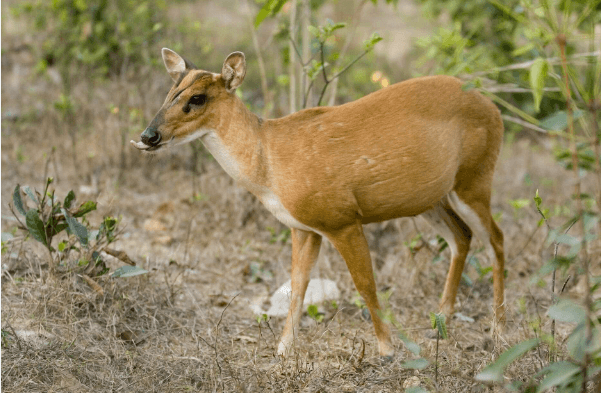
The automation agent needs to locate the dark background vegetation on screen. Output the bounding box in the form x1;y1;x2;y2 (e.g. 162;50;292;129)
2;0;600;391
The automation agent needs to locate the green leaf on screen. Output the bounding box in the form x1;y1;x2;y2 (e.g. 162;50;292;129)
535;361;580;392
12;185;27;216
26;209;47;246
50;222;69;237
331;22;346;31
435;313;448;339
23;186;38;204
401;357;429;369
397;330;420;355
583;212;599;233
512;43;535;57
73;201;97;217
488;0;527;22
461;272;473;287
529;58;548;113
509;198;530;210
534;189;542;209
112;265;149;278
539;109;584;131
63;190;75;209
553;233;580;246
548;299;585;324
307;304;321;321
567;322;587;363
254;0;288;28
61;208;88;246
254;7;271;29
429;312;437;329
475;338;540;383
58;241;67;252
363;32;383;51
307;25;320;38
461;81;477;91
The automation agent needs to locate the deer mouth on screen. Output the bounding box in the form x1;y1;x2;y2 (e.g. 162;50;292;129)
130;139;172;152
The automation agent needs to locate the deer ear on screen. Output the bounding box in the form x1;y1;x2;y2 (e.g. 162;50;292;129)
221;52;246;92
162;48;196;83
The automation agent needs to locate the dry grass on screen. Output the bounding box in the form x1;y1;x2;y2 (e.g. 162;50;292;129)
2;2;600;392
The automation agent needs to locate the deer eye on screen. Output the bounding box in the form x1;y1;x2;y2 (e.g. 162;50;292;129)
188;94;207;107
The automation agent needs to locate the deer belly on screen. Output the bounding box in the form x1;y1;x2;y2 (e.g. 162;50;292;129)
260;191;315;231
354;170;456;222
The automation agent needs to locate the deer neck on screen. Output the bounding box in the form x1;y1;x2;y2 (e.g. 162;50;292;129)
200;98;271;194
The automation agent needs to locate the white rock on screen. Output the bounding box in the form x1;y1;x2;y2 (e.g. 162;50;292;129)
252;278;340;317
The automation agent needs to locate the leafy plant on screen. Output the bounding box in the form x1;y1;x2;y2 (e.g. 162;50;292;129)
307;304;324;322
9;178;139;278
417;1;600;389
294;18;383;107
12;0;167;79
430;311;448;383
430;312;448;340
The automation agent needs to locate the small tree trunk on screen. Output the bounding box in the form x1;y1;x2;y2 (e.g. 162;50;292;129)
289;0;298;113
245;0;271;117
302;0;312;107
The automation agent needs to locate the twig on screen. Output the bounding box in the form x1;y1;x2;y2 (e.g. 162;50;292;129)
536;198;575;362
7;322;23;352
469;50;600;76
103;248;136;266
528;290;546;370
214;293;239;375
435;329;440;384
316;50;369;107
288;37;315;67
80;274;104;295
560;276;571;294
501;115;548;134
508;224;540;264
303;78;316;109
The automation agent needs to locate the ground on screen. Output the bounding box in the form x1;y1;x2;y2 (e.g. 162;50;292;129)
1;1;599;392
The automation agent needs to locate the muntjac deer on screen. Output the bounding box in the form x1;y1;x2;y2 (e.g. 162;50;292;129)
132;48;505;358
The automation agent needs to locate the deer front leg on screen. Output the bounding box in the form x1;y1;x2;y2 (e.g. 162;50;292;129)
326;223;394;358
277;229;322;357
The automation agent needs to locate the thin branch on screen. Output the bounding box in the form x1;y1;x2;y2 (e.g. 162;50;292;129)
501;115;548;134
508;224;540;264
288;37;313;67
214;293;239;375
316;41;330;107
469;50;600;76
331;50;369;81
319;41;329;83
486;86;561;93
316;50;370;106
303;78;316;109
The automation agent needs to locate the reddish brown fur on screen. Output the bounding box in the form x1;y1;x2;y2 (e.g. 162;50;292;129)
137;50;505;357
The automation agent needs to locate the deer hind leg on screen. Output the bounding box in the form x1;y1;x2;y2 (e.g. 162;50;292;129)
421;198;472;316
277;228;322;357
326;222;394;357
447;190;506;325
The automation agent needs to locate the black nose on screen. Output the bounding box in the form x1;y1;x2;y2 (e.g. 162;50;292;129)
141;128;161;146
